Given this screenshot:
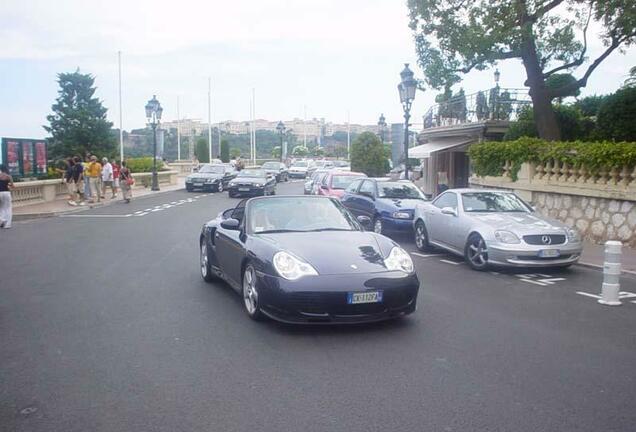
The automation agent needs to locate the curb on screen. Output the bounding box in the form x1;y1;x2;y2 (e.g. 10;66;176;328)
576;261;636;276
13;187;185;221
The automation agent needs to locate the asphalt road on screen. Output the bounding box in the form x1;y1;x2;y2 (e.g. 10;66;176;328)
1;181;635;432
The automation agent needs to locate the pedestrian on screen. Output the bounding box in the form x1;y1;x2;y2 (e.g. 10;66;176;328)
0;164;15;229
101;157;113;199
120;160;133;203
72;156;85;205
86;155;102;203
82;156;92;201
112;160;120;199
192;156;200;173
64;158;78;206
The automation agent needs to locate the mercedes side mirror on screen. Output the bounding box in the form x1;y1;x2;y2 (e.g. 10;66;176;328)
220;218;240;230
441;207;457;216
357;215;372;229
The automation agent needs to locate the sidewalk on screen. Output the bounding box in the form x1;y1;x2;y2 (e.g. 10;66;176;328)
579;241;636;275
13;178;186;220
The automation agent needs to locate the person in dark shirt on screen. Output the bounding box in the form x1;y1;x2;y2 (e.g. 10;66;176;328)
72;156;85;205
0;164;15;229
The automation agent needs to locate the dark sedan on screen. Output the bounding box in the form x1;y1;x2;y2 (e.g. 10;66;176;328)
227;169;276;198
186;164;236;192
261;161;289;182
341;178;427;235
199;196;419;324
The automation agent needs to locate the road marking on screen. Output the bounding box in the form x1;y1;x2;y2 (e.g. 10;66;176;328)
515;274;566;286
411;252;440;258
576;291;636;303
576;291;601;299
60;214;132;218
440;259;462;265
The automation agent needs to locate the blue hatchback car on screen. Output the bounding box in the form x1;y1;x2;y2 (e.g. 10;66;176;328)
341;178;428;235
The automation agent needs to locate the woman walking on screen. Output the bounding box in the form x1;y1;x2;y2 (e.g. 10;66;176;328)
0;164;15;229
119;161;133;203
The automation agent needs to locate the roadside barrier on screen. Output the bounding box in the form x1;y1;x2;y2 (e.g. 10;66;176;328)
598;241;622;306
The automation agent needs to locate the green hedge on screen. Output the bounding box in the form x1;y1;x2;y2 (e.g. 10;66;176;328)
469;138;636;181
125;157;165;173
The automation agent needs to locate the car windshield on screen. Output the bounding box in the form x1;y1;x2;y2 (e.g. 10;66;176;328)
237;169;265;178
377;182;424;199
331;175;364;190
262;162;280;169
462;192;530;212
292;161;307;167
248;197;358;233
334;161;349;167
199;165;225;174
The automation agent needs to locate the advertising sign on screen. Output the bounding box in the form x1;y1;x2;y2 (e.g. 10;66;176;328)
1;138;48;178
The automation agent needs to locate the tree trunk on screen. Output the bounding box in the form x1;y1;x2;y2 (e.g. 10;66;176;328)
517;3;561;141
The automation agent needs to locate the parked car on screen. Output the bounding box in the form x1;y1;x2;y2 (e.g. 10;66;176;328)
304;169;331;195
288;160;316;179
317;171;367;199
261;161;289;182
332;160;351;171
341;178;427;235
185;164;236;192
412;189;583;270
227;168;277;197
315;160;335;170
198;195;419;323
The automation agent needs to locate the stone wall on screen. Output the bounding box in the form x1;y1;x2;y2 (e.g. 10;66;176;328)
532;193;636;247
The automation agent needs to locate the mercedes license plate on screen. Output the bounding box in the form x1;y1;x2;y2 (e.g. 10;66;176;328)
194;183;203;187
238;187;250;191
347;291;383;304
539;249;560;258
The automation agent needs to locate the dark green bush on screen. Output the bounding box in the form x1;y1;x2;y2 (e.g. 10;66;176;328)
596;87;636;142
125;157;164;173
350;132;389;177
504;105;588;141
220;139;230;163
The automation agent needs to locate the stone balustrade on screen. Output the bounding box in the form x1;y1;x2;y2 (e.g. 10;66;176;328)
166;161;195;176
470;161;636;246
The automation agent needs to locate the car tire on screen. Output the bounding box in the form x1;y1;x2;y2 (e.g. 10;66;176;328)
284;174;289;182
414;220;432;252
228;191;235;198
464;233;489;271
200;241;216;282
242;264;263;321
216;182;223;193
373;217;384;235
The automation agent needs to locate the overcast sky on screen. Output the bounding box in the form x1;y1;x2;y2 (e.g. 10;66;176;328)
1;0;634;138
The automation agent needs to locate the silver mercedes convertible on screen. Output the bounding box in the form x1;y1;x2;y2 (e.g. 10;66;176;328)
412;189;583;270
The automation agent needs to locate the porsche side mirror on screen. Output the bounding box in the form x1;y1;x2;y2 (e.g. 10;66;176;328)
220;218;240;230
441;207;458;217
357;215;372;229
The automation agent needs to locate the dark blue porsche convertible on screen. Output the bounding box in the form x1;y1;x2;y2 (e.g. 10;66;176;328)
199;195;419;324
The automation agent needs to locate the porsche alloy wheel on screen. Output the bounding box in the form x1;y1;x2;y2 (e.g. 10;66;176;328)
200;241;215;282
414;221;431;252
242;265;262;320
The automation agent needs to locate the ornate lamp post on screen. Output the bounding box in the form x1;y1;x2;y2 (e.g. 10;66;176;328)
492;69;501;120
276;121;286;162
377;113;387;144
145;95;163;191
398;64;417;180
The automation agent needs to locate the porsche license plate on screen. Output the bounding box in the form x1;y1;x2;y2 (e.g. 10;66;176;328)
538;249;560;258
347;291;383;304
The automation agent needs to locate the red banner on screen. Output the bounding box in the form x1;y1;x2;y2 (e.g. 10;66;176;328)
35;141;47;174
6;141;20;176
22;141;34;176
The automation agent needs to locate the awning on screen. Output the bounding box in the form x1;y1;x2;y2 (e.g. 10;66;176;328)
409;137;474;158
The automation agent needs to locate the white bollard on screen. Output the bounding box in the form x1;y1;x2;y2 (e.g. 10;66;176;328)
598;240;622;306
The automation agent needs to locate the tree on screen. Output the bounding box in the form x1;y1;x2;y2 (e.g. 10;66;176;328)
504;104;588;141
272;146;281;159
292;146;308;157
596;87;636;141
574;95;608;117
545;73;581;103
312;147;325;157
220;139;230;163
350;132;388;177
408;0;636;140
195;138;210;163
624;66;636;88
230;148;242;159
44;70;115;158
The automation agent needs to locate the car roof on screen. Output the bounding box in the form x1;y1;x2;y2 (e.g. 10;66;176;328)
443;188;516;194
328;171;366;177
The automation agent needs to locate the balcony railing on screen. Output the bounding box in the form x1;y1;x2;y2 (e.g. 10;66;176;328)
422;87;532;129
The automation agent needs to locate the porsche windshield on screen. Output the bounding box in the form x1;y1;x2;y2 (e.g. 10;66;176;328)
377;182;424;199
248;198;357;233
462;192;530;212
199;165;225;174
238;169;265;178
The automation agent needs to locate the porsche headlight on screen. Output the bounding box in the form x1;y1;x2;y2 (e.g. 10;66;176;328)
392;211;411;219
229;181;236;186
384;247;414;273
254;183;263;187
494;230;521;244
566;228;581;243
273;251;318;280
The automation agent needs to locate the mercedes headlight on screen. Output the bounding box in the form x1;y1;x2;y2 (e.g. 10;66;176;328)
229;181;236;186
254;183;263;187
273;251;318;280
205;178;215;183
566;228;581;243
392;211;411;219
384;247;414;273
494;230;521;244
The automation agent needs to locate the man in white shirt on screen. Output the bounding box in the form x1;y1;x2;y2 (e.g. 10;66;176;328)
101;157;113;199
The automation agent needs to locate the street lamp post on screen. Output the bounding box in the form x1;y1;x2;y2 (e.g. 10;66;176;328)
377;113;387;144
145;95;163;191
276;121;286;162
398;64;417;180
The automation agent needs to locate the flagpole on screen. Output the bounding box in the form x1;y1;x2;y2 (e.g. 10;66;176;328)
177;96;181;161
118;51;123;162
252;88;256;165
208;77;212;161
347;110;350;160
